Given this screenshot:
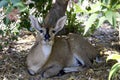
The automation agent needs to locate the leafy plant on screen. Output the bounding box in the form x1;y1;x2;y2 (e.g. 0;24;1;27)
107;54;120;80
30;0;52;18
0;0;27;50
20;0;52;31
66;4;83;33
73;0;120;35
0;0;53;50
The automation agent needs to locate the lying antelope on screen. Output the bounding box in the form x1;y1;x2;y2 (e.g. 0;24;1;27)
26;15;99;78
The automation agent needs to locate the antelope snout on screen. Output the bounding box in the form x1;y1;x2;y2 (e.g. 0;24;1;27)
44;34;50;41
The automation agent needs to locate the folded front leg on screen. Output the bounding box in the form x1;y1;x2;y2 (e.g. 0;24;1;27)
63;66;87;73
42;65;63;78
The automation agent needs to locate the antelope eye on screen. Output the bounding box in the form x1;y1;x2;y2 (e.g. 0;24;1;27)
39;30;43;33
52;30;56;33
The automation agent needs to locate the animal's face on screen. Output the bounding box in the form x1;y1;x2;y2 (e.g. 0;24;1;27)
29;15;67;45
36;27;56;45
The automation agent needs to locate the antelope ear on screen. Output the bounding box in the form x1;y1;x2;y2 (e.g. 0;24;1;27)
29;15;41;31
54;16;67;33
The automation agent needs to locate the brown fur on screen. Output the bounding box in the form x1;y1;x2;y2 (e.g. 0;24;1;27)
26;16;99;78
39;34;99;78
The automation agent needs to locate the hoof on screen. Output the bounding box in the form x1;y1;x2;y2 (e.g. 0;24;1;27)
27;69;35;76
57;70;65;76
41;72;49;78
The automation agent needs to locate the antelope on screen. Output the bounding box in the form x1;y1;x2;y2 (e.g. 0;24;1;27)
26;15;99;78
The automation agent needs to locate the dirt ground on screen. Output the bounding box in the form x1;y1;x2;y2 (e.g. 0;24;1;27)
0;24;120;80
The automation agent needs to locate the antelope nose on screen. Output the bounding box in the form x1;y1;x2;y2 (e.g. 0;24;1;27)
44;34;50;41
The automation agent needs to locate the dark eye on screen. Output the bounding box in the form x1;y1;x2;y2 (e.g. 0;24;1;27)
52;30;56;33
39;30;43;33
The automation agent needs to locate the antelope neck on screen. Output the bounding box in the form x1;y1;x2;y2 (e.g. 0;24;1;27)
41;44;52;58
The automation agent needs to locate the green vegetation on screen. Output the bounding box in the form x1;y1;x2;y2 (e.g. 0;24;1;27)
0;0;52;49
73;0;120;35
107;54;120;80
0;0;27;49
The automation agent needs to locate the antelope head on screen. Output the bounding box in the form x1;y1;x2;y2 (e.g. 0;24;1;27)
29;15;67;45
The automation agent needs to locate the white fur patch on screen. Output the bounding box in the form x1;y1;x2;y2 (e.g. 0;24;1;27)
29;65;40;74
42;45;52;58
73;54;85;66
64;67;79;73
63;66;84;73
72;56;80;66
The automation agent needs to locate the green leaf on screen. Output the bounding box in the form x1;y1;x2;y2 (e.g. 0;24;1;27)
83;13;98;35
108;63;120;80
112;13;117;27
19;7;28;12
5;6;14;14
115;12;120;19
101;0;110;5
13;2;27;12
115;4;120;9
3;17;10;25
11;0;20;4
105;10;113;24
97;16;106;28
0;45;2;50
106;54;120;63
89;2;102;13
0;0;8;8
13;2;24;7
105;10;117;27
0;30;4;35
109;0;118;8
74;3;85;13
11;24;20;33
